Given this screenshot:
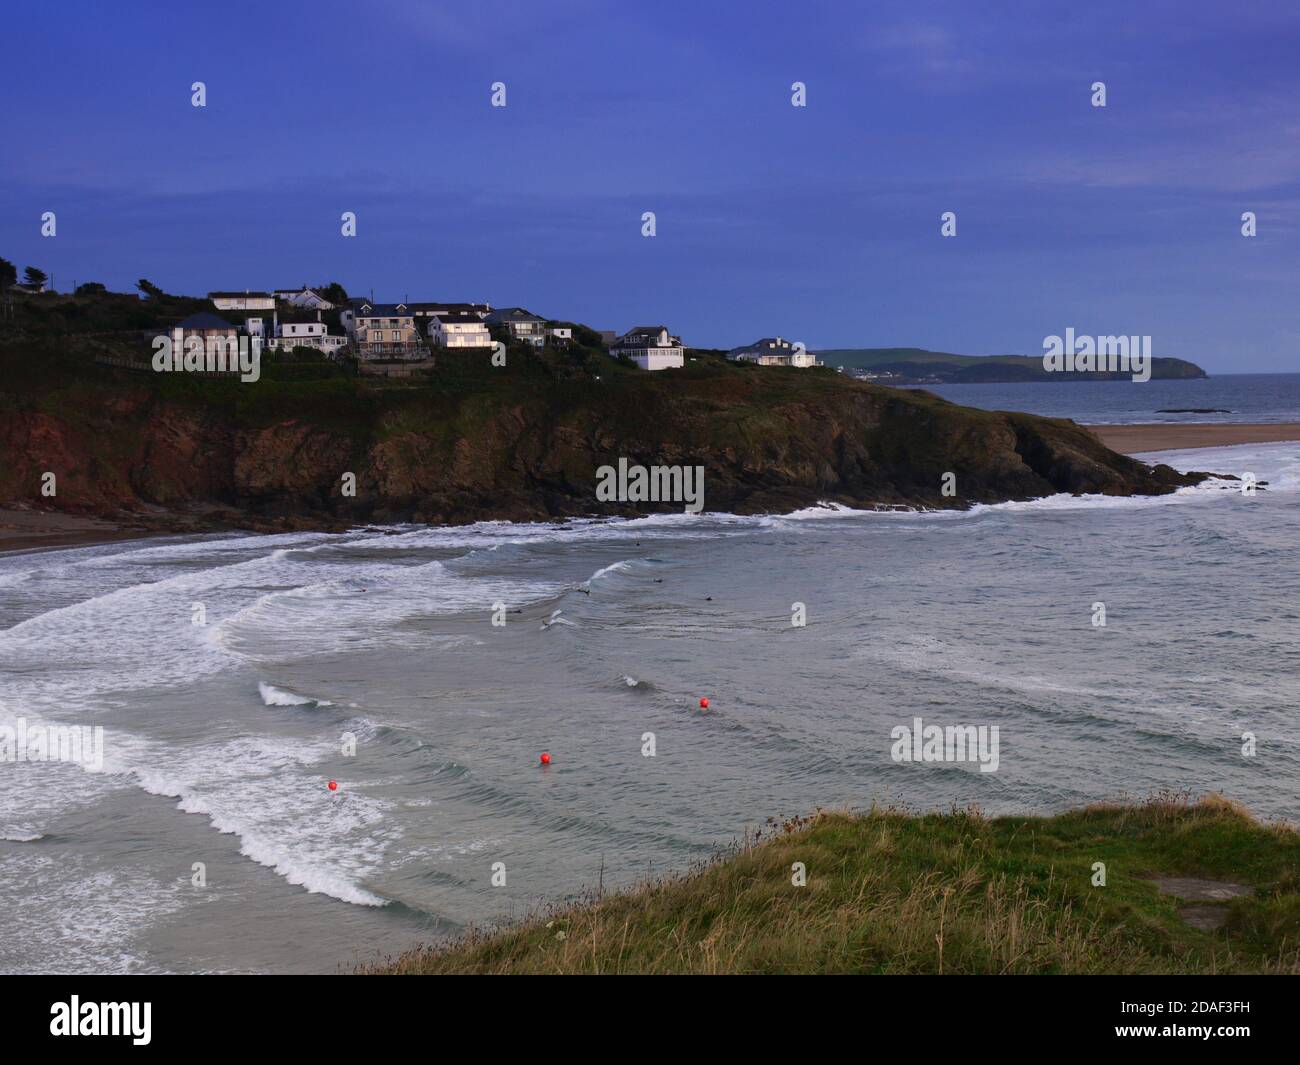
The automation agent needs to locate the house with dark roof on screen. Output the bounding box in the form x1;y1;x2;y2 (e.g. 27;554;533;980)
340;301;424;359
727;336;818;367
486;307;547;347
611;326;684;371
407;301;492;327
164;312;246;372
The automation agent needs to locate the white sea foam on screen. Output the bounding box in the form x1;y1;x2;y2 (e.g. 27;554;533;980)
210;555;567;662
586;559;634;583
0;851;188;974
0;699;391;909
258;682;331;707
2;441;1292;971
541;608;576;629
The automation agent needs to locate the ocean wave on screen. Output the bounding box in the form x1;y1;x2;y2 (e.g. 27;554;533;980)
0;701;392;909
258;681;332;708
585;559;634;584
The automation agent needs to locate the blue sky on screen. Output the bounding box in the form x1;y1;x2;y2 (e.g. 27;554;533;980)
2;0;1298;371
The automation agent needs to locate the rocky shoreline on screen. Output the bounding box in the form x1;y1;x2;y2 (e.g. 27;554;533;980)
0;353;1213;536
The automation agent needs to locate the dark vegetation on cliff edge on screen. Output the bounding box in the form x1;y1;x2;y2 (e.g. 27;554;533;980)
366;795;1300;975
0;328;1207;533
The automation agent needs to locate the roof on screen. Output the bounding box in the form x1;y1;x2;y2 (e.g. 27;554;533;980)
353;303;413;318
728;337;792;355
178;312;237;330
208;291;272;299
625;325;670;336
407;301;491;314
487;307;544;324
435;311;487;324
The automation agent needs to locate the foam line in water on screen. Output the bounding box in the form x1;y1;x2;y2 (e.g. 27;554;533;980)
258;682;331;707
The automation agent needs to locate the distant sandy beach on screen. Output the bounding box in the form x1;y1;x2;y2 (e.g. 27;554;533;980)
0;507;143;553
1087;422;1300;455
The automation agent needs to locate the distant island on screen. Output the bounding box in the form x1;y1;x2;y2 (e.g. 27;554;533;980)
815;347;1209;384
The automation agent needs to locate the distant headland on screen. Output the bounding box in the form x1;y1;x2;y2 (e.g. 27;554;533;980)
816;347;1209;385
0;281;1212;535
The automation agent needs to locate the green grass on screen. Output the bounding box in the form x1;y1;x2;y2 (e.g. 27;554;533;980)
365;794;1300;974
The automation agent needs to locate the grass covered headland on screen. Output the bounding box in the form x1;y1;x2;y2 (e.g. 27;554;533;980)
367;795;1300;974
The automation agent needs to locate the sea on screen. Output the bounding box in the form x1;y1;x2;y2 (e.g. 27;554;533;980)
2;374;1298;973
911;371;1300;423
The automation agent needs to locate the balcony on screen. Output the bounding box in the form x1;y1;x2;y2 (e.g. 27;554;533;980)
358;342;427;360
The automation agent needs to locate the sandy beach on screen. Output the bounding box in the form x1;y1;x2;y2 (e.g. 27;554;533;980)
1086;422;1300;455
0;507;144;554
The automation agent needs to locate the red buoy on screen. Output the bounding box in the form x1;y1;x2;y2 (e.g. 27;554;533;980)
327;780;338;791
540;752;551;765
699;697;709;709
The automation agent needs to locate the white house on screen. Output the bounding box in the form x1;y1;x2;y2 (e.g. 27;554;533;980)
611;326;684;370
274;286;335;311
210;290;276;312
430;311;492;348
548;326;572;347
268;310;347;356
727;336;818;367
408;301;492;329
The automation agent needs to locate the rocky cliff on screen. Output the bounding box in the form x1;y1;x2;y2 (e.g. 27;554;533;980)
0;343;1205;533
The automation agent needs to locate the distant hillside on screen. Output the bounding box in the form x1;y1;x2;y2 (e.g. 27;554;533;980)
0;333;1203;531
813;347;1208;383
